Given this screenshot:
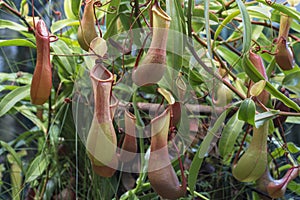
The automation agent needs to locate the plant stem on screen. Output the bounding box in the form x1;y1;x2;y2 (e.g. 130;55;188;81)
187;187;209;200
192;31;238;80
132;90;146;193
234;18;300;42
187;41;247;100
0;1;34;32
187;0;193;41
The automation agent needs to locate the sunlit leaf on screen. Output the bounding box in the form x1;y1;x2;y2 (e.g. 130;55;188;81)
0;39;35;48
0;85;30;117
0;72;32;85
250;80;266;97
214;10;240;44
157;88;175;105
25;154;49;183
64;0;77;20
50;19;79;33
287;142;300;153
236;0;252;54
255;110;280;128
0;19;27;32
257;0;300;21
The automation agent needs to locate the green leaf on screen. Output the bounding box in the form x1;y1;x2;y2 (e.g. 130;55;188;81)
15;106;47;133
188;110;227;195
51;40;75;77
0;39;35;48
0;72;32;85
238;98;256;126
236;0;252;54
0;85;30;117
250;80;266;97
247;6;271;20
193;7;219;23
204;0;213;60
0;19;27;32
64;0;77;19
287;142;300;153
166;0;184;71
243;55;300;111
216;46;243;72
72;0;82;17
25;153;49;183
282;71;300;96
0;141;23;172
255;110;280;128
188;69;204;85
157;88;175;105
50;19;79;33
256;0;300;21
219;112;244;161
104;0;121;38
214;10;240;44
103;13;120;39
287;181;300;196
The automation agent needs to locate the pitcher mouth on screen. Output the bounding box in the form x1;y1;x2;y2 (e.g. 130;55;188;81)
90;63;114;83
152;1;171;22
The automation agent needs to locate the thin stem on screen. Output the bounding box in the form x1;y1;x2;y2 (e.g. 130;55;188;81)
234;18;300;42
187;41;247;100
132;91;145;193
233;124;251;165
187;0;193;41
0;1;34;32
192;31;238;80
38;165;50;200
186;187;209;200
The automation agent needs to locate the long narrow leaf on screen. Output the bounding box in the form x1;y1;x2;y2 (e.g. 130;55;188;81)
25;153;49;183
214;11;240;45
219;112;244;160
243;56;300;111
236;0;252;54
256;0;300;21
104;0;121;38
0;141;23;172
0;19;27;32
0;39;35;48
0;85;30;117
188;110;227;195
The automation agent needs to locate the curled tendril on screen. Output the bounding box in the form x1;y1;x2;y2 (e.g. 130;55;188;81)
266;0;276;5
49;35;58;43
130;0;152;8
251;40;261;53
94;0;111;8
